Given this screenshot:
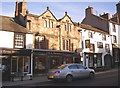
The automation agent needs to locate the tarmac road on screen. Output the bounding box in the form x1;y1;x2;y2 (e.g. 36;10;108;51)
21;68;119;87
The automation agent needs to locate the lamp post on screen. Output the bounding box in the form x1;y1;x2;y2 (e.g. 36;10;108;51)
86;54;89;67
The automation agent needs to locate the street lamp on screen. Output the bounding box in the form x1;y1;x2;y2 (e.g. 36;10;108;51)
86;54;89;67
94;54;97;69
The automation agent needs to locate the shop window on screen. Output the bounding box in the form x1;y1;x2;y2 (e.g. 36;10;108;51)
11;57;17;72
14;33;25;48
11;56;30;73
97;42;103;48
24;57;29;72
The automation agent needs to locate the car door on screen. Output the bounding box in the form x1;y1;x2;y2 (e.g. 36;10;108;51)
68;65;79;78
77;65;90;78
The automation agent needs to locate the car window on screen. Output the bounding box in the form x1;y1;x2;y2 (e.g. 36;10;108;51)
77;65;87;69
77;65;84;69
68;65;78;69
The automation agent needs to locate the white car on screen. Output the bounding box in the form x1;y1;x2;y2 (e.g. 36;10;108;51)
47;63;95;82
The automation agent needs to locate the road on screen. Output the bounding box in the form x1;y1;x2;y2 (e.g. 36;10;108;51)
22;69;119;87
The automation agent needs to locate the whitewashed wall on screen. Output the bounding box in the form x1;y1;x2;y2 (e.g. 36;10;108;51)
118;25;120;48
0;31;14;48
109;22;119;45
81;28;112;55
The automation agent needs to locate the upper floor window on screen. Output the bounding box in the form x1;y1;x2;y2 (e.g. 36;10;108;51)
69;24;71;32
63;39;65;50
97;42;103;48
44;20;47;28
48;19;50;28
14;33;25;48
35;36;48;49
64;22;72;32
113;35;117;43
112;23;116;32
44;19;54;28
51;22;54;28
102;34;106;41
88;32;93;38
66;40;69;50
85;40;90;48
90;43;95;52
64;25;67;31
105;44;110;53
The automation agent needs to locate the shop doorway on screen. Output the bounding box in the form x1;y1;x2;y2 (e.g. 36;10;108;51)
2;56;11;81
104;54;112;69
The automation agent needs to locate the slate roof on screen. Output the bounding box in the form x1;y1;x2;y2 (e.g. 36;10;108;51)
0;15;30;33
79;24;109;34
74;22;109;35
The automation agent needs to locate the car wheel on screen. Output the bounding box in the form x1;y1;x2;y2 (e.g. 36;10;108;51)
66;75;73;82
89;72;94;79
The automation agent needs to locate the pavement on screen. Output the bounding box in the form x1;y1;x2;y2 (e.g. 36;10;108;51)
1;67;119;87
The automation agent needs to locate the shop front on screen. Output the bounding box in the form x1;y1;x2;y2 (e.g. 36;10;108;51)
32;49;79;76
1;48;31;81
84;52;102;69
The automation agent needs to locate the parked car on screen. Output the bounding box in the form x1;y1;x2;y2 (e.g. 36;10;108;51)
47;63;95;82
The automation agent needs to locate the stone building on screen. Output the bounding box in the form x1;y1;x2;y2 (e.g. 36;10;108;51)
14;0;81;75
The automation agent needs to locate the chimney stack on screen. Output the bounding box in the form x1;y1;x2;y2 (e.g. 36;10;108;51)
100;13;110;19
85;6;94;17
116;2;120;24
15;0;27;17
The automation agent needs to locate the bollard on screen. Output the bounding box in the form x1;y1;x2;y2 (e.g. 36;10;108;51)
29;75;32;80
21;76;23;81
11;75;14;82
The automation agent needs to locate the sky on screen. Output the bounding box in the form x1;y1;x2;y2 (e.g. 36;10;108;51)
0;0;119;22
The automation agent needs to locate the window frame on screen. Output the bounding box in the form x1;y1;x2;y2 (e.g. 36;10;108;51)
14;33;25;48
